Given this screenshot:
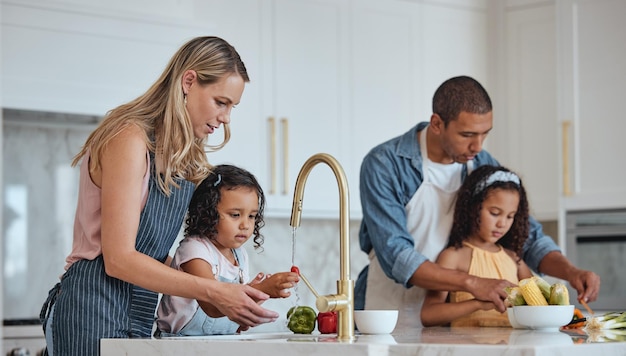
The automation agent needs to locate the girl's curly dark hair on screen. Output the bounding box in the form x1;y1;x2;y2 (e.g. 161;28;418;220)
184;164;266;250
448;165;529;260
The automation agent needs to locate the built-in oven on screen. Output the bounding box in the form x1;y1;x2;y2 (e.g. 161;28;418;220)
565;209;626;311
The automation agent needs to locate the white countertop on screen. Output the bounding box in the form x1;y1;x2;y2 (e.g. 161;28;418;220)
101;327;626;356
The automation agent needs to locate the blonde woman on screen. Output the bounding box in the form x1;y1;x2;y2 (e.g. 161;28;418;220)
40;36;279;356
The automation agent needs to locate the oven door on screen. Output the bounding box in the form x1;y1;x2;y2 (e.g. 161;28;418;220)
566;209;626;311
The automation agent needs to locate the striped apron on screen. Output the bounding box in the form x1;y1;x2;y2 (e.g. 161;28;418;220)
40;155;195;355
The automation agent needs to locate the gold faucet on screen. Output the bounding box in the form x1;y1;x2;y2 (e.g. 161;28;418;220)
289;153;354;341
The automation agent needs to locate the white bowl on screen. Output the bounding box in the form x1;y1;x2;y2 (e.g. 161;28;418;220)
513;305;574;331
354;310;398;334
506;308;525;329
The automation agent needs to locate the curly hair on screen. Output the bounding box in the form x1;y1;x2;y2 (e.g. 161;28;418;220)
184;165;265;250
433;76;492;126
448;165;529;260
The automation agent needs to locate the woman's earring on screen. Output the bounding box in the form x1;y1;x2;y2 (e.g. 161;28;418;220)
183;94;187;105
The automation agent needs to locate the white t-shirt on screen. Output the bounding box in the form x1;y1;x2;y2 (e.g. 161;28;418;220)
156;235;250;333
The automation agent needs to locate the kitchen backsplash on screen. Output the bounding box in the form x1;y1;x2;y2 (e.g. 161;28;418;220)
1;109;369;330
2;109;97;320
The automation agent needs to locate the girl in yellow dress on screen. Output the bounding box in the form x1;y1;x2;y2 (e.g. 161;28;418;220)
421;165;534;327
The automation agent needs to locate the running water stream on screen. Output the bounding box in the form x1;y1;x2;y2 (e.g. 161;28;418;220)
285;226;300;328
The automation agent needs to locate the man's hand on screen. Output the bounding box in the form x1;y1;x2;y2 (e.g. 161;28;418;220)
412;261;515;313
537;251;601;304
567;269;600;303
466;276;515;313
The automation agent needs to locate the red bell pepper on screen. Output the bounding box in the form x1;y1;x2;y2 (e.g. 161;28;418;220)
317;311;337;334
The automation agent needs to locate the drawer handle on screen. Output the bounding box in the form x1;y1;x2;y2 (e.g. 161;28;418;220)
281;118;289;195
268;117;276;195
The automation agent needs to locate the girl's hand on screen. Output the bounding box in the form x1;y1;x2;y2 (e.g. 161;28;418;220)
253;271;299;298
477;300;497;312
248;272;268;285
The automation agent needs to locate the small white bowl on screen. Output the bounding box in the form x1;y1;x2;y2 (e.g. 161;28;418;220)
354;310;398;334
513;305;574;331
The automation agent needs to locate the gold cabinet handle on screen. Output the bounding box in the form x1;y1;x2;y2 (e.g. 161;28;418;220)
268;117;277;195
562;120;572;196
281;118;289;195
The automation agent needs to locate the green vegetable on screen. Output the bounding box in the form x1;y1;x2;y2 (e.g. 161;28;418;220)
505;286;526;306
586;311;626;330
287;306;317;334
548;283;569;305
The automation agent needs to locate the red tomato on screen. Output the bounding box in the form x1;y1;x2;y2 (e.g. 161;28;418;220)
291;266;300;275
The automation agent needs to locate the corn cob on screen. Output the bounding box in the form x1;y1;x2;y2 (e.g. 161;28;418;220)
532;276;552;300
519;277;548;306
505;286;527;306
548;283;570;305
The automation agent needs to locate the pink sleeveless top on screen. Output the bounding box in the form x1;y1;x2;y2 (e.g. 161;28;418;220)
64;150;150;270
450;242;520;327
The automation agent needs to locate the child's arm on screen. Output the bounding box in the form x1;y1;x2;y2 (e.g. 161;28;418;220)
180;258;224;318
420;247;496;326
421;289;495;326
250;271;299;298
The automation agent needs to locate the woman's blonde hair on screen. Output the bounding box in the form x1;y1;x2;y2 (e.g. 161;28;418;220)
73;36;249;195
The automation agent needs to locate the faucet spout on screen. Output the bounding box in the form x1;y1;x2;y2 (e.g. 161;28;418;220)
289;153;354;341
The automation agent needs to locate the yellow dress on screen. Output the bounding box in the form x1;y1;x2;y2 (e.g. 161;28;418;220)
450;242;519;327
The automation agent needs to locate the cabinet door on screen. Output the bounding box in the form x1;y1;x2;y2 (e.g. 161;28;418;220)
348;0;419;219
194;0;266;186
558;0;626;210
261;0;348;217
500;2;558;221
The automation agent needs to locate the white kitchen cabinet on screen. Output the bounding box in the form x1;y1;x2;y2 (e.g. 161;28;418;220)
492;0;559;221
346;0;419;218
2;0;493;219
201;0;350;218
492;0;626;246
347;0;490;219
205;0;491;219
258;0;350;218
557;0;626;212
0;0;211;115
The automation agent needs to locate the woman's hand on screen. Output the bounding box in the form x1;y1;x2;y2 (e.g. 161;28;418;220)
211;283;279;330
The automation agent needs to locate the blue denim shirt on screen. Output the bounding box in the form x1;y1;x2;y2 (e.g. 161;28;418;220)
355;122;560;309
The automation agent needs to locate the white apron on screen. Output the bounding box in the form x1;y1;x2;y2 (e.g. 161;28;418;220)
365;126;472;329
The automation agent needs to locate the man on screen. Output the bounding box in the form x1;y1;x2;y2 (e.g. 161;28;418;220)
355;76;600;329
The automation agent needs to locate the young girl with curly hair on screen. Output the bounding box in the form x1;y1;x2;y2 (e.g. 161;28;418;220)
421;165;534;327
157;165;298;336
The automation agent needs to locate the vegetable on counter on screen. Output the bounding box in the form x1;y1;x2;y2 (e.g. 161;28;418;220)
317;311;337;334
584;312;626;342
562;308;585;329
585;311;626;331
287;306;316;334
